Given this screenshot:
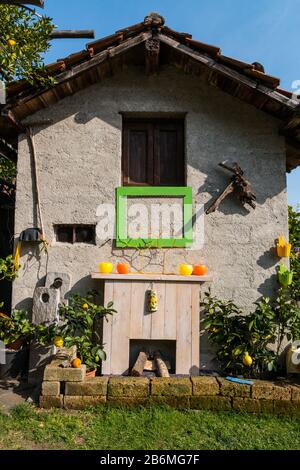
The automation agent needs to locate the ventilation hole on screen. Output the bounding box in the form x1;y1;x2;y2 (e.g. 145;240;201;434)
41;292;50;303
53;277;63;289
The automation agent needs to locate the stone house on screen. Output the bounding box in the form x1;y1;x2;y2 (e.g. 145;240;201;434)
1;13;300;372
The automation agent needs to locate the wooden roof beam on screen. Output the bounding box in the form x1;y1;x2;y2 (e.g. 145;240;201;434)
157;33;298;112
50;30;95;40
145;37;160;75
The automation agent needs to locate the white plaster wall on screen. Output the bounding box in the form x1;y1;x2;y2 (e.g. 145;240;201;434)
13;66;288;368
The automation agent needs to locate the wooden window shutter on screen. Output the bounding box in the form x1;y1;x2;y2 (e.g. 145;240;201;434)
122;119;185;186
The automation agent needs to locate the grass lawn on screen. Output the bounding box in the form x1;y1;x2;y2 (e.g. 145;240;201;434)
0;404;300;450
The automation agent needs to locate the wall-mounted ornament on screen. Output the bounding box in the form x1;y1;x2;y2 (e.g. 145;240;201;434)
146;289;158;313
276;235;292;258
206;161;256;214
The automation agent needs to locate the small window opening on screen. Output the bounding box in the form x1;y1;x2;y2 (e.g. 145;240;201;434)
54;225;96;244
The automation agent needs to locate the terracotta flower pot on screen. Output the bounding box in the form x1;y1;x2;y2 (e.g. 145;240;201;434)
7;337;25;351
86;369;96;378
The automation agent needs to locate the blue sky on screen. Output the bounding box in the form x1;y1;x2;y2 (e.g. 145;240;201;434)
41;0;299;206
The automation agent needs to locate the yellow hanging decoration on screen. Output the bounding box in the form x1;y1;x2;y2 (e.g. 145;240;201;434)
13;240;22;272
276;235;292;258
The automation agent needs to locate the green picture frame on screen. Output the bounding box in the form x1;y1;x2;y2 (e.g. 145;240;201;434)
116;186;193;248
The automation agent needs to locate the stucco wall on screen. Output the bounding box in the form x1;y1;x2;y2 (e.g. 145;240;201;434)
13;65;288;368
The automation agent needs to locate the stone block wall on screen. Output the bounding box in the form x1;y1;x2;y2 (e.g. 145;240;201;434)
40;359;300;415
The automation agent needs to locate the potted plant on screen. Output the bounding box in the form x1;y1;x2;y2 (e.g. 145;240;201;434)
57;291;116;375
0;255;20;281
0;308;34;378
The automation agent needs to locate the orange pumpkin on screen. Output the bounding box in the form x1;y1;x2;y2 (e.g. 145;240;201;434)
193;264;208;276
72;358;82;368
117;263;130;274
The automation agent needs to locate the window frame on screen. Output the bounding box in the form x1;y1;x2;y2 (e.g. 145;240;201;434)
115;186;193;248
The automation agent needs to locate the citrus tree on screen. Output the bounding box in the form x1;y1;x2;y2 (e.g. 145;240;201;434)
289;205;300;300
0;3;55;85
0;4;55;181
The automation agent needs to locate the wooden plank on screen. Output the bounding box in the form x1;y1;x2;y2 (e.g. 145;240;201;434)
151;282;166;339
110;281;132;375
164;283;177;340
176;283;192;374
130;281;147;339
191;284;200;375
101;281;114;375
91;272;213;283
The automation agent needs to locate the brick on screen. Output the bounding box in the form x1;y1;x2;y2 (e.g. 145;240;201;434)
190;396;232;411
64;395;106;409
108;377;149;397
41;381;60;396
191;377;219;396
149;396;190;409
65;377;108;396
151;377;192;396
217;378;250;398
260;400;274;414
43;364;86;382
39;395;63;409
107;398;149;408
251;380;291;400
232;398;260;413
274;400;300;416
291;386;300;401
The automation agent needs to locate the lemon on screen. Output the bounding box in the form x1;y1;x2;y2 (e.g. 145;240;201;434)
83;303;89;310
243;353;253;367
7;39;16;47
53;336;64;348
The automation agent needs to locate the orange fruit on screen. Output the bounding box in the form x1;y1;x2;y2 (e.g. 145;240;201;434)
193;264;208;276
83;303;89;310
117;263;130;274
72;358;82;368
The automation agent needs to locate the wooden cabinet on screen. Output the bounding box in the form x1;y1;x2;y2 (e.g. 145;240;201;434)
92;273;212;376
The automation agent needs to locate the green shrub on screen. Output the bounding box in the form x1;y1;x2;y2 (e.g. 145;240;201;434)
201;287;300;377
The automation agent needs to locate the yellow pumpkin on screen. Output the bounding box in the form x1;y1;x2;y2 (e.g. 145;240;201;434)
179;264;193;276
99;262;114;274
